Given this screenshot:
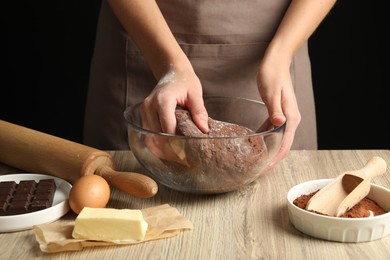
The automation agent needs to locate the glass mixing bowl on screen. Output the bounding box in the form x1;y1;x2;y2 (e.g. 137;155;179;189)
124;96;285;194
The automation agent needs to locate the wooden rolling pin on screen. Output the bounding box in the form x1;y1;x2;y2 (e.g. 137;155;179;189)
0;120;158;198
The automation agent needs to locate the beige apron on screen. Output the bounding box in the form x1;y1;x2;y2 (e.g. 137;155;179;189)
84;0;317;150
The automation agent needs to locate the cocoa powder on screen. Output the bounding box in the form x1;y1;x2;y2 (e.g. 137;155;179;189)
293;190;388;218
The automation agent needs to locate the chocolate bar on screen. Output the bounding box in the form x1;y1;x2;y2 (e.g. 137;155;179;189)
0;179;56;216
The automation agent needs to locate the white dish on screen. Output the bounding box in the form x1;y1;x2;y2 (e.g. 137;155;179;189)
0;173;72;232
287;179;390;243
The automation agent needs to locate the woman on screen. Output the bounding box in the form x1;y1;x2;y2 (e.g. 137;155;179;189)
84;0;336;169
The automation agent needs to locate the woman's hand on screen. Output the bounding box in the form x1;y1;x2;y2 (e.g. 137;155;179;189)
139;67;209;165
256;0;336;170
107;0;209;134
140;66;209;134
257;54;301;171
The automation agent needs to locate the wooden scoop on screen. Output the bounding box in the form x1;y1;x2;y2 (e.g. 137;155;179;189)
0;120;158;198
306;156;387;216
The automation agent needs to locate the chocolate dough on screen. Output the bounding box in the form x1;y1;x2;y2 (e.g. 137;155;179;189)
176;109;255;137
168;109;268;192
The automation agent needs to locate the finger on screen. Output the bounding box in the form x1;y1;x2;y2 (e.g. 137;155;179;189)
186;98;209;133
259;84;286;127
267;96;300;169
266;124;294;172
265;97;286;127
265;104;298;171
140;102;162;133
158;101;178;134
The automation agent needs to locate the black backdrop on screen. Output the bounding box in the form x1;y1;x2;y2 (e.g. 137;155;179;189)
1;1;388;149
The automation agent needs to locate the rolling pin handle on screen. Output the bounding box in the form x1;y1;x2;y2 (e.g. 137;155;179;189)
96;166;158;198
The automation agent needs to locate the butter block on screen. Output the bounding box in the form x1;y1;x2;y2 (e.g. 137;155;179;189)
72;207;148;241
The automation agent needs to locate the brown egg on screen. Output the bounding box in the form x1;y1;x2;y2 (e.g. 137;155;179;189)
69;175;110;214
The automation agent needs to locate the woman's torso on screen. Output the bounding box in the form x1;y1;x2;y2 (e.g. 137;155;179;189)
84;0;317;150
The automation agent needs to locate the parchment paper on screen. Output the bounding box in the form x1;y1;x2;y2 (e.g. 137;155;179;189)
33;204;193;253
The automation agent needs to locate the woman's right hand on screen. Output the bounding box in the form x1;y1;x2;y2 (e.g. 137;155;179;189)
139;66;209;165
140;66;209;135
140;67;209;135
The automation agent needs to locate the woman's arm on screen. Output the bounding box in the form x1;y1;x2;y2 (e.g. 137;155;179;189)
267;0;337;62
107;0;189;78
259;0;337;168
107;0;208;134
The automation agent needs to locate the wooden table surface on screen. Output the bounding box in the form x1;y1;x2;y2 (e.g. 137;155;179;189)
0;150;389;259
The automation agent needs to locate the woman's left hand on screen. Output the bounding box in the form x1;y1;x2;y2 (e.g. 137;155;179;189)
257;54;301;171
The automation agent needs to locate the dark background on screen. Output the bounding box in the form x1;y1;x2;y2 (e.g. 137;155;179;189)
1;1;388;149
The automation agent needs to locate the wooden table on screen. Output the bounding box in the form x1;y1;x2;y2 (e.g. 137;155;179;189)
1;150;389;259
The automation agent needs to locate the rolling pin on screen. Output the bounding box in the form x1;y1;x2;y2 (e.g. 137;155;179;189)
0;120;158;198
